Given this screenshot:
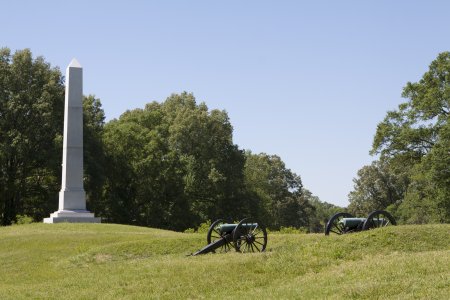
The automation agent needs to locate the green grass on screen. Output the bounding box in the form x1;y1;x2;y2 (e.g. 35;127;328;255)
0;223;449;299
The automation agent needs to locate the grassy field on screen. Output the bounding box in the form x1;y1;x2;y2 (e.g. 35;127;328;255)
0;223;449;299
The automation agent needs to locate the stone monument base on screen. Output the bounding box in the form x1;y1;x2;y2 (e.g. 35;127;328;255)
43;210;101;223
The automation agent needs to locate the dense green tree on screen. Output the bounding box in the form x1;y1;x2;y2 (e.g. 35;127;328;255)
396;122;450;223
163;93;248;221
102;93;248;230
243;151;310;229
348;160;409;216
102;104;178;227
370;52;450;223
82;95;106;215
372;53;449;160
0;48;64;225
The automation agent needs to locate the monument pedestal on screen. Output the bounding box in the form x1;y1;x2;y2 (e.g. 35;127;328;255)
45;189;100;223
44;210;101;223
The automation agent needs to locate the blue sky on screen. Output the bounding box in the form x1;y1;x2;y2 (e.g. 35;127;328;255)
2;1;449;206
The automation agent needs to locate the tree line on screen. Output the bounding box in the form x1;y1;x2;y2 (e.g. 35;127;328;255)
2;48;447;229
348;52;449;223
0;48;340;231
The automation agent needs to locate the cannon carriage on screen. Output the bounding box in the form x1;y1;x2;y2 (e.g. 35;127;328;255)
192;217;267;256
325;210;396;235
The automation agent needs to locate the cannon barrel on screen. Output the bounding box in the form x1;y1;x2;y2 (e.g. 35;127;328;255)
339;218;366;229
219;223;258;234
339;217;389;229
192;234;231;256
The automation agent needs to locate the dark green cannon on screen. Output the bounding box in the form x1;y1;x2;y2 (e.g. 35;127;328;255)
325;210;396;235
192;218;267;256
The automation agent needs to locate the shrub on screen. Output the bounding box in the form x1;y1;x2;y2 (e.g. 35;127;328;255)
184;220;211;233
13;215;34;225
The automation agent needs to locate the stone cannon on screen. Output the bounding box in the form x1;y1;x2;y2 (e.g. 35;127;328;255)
192;218;267;256
325;210;396;235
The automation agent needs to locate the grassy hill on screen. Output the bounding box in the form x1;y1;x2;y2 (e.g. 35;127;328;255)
0;223;449;299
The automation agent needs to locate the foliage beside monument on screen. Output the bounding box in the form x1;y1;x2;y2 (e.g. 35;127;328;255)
0;48;64;225
99;93;246;230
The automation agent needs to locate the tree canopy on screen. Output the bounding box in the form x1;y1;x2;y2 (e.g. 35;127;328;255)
349;52;450;223
99;93;250;230
0;48;64;225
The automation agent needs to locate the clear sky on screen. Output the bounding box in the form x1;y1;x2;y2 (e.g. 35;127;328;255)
2;1;449;206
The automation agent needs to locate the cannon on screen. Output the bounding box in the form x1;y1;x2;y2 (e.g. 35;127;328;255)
325;210;396;235
192;217;267;256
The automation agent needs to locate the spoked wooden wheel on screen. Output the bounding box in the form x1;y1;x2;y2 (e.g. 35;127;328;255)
325;212;354;235
207;219;232;253
362;210;396;230
233;218;267;253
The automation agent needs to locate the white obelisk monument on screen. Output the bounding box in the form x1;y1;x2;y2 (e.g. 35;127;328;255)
44;59;100;223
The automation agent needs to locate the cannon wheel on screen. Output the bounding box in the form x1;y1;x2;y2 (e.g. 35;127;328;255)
233;218;267;253
325;212;354;235
362;210;396;230
207;219;232;253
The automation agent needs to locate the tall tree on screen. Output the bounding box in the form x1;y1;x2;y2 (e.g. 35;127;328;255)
163;93;247;222
102;93;248;230
370;52;450;223
0;48;64;225
347;160;409;216
243;151;309;229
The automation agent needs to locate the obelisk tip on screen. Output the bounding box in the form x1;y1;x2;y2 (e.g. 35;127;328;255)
68;58;82;68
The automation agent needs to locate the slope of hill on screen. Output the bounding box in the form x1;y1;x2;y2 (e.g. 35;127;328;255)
0;223;449;299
